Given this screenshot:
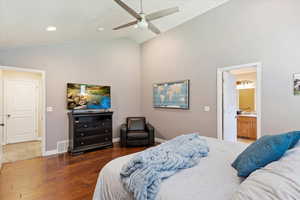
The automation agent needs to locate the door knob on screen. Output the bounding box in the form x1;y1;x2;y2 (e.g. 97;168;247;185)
0;123;4;126
7;114;11;118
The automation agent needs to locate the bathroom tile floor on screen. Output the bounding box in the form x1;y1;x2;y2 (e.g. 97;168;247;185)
237;137;255;144
3;141;42;163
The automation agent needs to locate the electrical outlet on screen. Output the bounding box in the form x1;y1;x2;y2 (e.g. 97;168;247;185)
46;107;53;112
204;106;210;112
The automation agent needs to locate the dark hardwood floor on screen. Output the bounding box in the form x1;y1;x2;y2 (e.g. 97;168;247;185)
0;143;148;200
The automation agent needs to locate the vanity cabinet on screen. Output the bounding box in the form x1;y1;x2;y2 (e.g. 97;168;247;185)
237;116;257;140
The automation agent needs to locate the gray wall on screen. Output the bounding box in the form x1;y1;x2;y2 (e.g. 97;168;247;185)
141;0;300;139
0;39;142;151
1;0;300;149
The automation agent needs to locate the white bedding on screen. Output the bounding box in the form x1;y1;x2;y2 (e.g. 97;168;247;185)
232;141;300;200
93;137;248;200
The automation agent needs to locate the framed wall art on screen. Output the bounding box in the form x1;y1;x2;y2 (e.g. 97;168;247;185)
153;80;190;109
294;73;300;96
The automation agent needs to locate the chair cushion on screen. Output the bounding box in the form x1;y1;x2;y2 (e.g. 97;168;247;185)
232;131;300;177
127;118;145;131
127;131;148;139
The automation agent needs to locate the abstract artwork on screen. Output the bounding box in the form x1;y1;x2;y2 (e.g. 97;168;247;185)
153;80;190;109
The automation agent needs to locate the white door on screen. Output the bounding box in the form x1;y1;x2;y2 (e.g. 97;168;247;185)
4;80;38;144
223;71;237;142
0;71;3;168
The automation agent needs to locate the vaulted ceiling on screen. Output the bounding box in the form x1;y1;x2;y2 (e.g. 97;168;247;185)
0;0;229;49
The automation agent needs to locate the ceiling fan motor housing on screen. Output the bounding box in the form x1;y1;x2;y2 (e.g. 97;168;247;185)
137;14;149;29
113;0;179;34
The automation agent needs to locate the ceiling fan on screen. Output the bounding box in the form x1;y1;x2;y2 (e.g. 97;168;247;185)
113;0;179;34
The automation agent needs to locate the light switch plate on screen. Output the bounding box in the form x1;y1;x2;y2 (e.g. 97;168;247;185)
46;107;53;112
204;106;210;112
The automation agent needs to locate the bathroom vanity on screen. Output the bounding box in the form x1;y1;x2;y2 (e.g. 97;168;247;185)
237;114;257;140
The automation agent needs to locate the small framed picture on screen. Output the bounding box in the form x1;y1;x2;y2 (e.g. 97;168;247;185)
294;73;300;95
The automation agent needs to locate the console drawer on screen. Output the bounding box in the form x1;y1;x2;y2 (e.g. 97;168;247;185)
75;120;112;131
75;134;112;147
75;128;112;138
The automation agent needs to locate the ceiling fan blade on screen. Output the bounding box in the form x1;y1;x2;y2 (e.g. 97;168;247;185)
114;0;142;20
148;22;161;35
146;7;179;21
113;21;138;30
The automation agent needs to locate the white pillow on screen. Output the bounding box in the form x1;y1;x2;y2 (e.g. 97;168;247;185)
232;141;300;200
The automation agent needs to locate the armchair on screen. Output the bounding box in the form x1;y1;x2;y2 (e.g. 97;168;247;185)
120;117;155;147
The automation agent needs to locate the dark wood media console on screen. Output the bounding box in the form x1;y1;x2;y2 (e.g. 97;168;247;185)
68;111;113;155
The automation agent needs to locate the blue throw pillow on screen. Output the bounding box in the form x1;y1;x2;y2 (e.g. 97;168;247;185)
232;131;300;177
288;131;300;148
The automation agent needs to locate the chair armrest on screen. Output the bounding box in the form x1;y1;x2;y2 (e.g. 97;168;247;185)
146;123;155;146
121;123;127;132
146;123;154;132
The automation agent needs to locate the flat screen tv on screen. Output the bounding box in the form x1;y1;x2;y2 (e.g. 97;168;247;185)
67;83;111;110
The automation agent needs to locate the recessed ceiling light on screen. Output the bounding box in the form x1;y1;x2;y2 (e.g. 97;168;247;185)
46;26;57;32
97;27;105;31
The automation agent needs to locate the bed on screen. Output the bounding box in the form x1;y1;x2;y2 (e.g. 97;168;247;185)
93;136;248;200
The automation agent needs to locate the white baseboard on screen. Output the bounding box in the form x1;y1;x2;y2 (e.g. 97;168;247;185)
43;137;165;157
43;140;68;156
113;137;166;144
155;138;166;143
43;148;68;156
44;138;120;157
113;137;120;143
43;149;58;156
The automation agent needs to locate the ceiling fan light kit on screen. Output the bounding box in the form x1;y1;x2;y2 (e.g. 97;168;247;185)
113;0;179;35
137;14;149;29
46;26;57;32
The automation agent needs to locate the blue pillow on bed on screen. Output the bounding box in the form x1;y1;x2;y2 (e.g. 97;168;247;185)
232;131;300;178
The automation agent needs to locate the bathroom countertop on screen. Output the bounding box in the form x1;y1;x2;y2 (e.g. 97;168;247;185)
237;114;257;118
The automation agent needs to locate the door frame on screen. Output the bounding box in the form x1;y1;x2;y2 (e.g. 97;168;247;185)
3;79;40;144
0;66;46;156
217;62;262;141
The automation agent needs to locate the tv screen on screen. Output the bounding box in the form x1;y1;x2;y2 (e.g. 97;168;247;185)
67;83;111;110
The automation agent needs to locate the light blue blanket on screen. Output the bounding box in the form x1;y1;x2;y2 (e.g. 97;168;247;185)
120;133;209;200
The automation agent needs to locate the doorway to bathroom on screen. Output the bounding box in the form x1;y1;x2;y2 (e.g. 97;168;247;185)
0;66;46;166
217;63;262;144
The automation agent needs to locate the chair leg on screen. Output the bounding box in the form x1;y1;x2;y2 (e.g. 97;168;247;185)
120;138;124;147
121;139;126;147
